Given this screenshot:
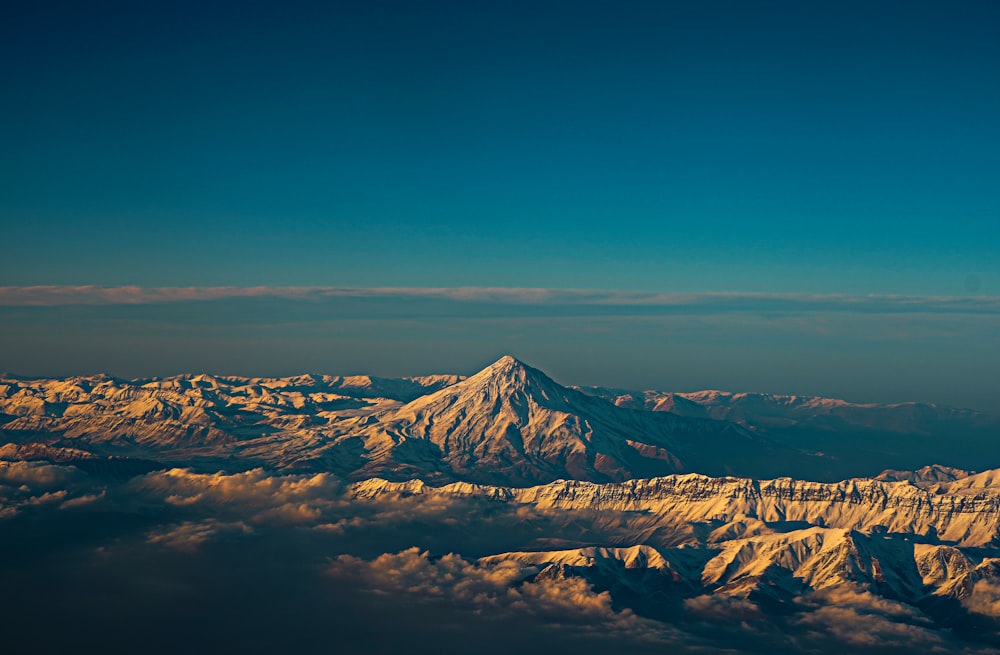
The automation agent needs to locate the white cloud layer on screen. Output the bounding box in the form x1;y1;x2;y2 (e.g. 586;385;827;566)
1;285;998;314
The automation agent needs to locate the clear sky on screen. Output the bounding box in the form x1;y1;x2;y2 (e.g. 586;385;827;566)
2;1;998;408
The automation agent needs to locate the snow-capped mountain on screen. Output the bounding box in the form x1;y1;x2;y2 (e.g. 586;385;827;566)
1;356;997;485
340;356;809;484
352;470;1000;548
0;371;460;448
581;386;1000;477
352;468;1000;620
586;387;995;432
477;531;1000;609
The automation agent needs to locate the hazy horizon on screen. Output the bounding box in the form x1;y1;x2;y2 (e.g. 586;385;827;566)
0;285;997;412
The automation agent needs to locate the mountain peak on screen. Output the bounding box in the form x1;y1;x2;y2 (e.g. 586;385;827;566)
488;354;526;372
369;355;785;484
465;355;556;395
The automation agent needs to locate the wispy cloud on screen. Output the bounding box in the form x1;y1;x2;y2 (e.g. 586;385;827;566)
1;285;998;315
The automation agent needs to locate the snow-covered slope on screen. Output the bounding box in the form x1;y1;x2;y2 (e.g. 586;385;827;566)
476;529;1000;608
581;386;1000;476
352;470;1000;548
0;371;458;452
351;468;1000;615
341;356;809;484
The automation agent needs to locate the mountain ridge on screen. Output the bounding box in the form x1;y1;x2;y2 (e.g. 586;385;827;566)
2;355;997;484
350;468;1000;548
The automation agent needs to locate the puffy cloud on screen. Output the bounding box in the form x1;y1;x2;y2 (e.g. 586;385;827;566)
329;548;531;599
132;468;341;504
0;459;81;488
803;585;929;620
327;547;665;639
0;459;94;518
678;584;988;653
126;468;502;536
128;468;344;525
794;585;942;649
797;606;942;648
965;581;1000;618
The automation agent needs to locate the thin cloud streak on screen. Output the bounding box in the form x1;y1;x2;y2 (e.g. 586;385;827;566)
1;286;999;315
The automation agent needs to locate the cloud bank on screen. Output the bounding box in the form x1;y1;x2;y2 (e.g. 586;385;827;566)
2;462;998;653
2;285;998;315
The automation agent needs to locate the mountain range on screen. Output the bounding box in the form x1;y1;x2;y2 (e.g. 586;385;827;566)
346;467;1000;642
2;355;997;483
2;355;999;651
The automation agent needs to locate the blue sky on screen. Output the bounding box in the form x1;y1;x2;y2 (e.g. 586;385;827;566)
3;0;998;292
1;1;998;406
